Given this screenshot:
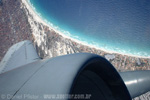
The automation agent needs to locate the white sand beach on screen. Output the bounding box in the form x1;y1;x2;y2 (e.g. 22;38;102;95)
21;0;150;59
19;0;150;72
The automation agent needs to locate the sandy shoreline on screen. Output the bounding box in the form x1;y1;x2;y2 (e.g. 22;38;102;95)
19;0;150;72
22;0;150;58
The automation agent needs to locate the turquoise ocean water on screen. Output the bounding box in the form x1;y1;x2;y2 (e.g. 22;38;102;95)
29;0;150;57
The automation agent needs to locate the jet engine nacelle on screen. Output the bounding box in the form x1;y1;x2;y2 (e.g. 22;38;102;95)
0;40;149;100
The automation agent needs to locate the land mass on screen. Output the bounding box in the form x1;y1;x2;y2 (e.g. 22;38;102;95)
22;0;150;72
0;0;150;71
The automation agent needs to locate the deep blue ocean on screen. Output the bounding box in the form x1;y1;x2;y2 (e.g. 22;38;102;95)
29;0;150;57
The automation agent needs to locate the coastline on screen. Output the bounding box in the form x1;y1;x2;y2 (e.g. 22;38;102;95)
20;0;150;71
23;0;150;58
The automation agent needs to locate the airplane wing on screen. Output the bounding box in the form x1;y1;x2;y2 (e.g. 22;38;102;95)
0;40;40;74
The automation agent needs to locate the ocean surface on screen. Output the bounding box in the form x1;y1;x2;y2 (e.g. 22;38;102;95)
29;0;150;57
